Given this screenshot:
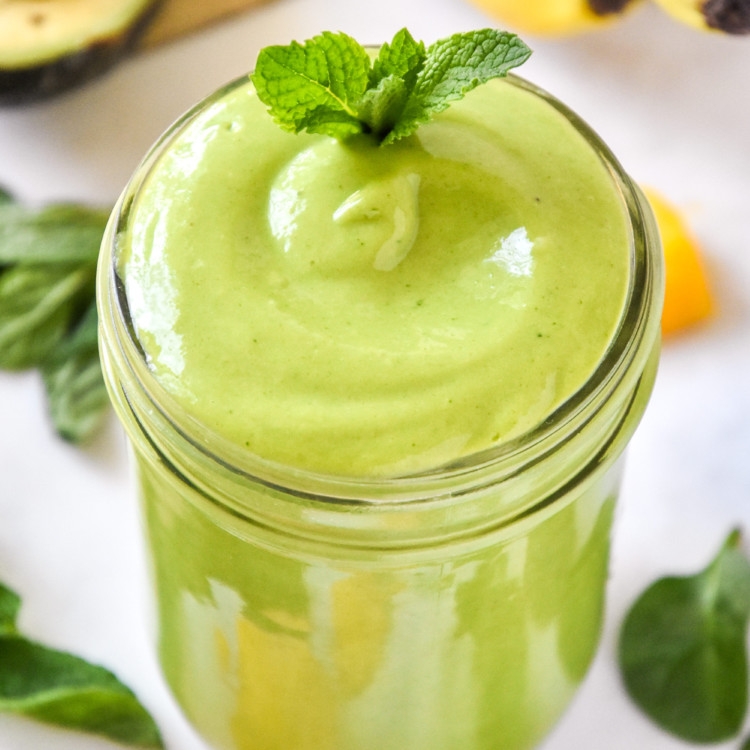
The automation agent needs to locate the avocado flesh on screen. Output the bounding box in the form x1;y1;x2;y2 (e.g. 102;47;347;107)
0;0;161;104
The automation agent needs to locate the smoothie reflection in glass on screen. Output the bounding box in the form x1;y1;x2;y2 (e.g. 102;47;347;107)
97;31;663;750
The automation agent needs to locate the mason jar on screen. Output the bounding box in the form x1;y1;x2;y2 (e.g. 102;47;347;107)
97;73;663;750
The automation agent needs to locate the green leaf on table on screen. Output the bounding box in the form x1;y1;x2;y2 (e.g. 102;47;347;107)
0;584;21;635
0;581;163;748
0;203;108;265
251;28;531;145
0;638;163;748
0;263;94;370
618;529;750;743
41;301;108;444
0;191;110;443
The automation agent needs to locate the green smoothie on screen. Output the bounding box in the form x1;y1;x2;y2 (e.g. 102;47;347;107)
100;60;661;750
119;77;629;477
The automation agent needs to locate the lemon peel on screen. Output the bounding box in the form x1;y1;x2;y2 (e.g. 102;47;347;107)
643;187;713;336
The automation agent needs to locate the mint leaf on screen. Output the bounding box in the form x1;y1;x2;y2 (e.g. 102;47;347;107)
251;31;370;139
251;28;531;144
0;263;94;371
0;203;108;265
0;638;164;747
0;191;111;443
41;301;109;444
619;529;750;743
0;584;20;636
357;76;410;139
0;580;163;747
358;29;427;137
369;28;425;91
385;29;532;144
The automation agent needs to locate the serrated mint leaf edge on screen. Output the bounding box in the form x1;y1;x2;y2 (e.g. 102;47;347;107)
383;29;533;145
250;31;370;136
370;27;426;90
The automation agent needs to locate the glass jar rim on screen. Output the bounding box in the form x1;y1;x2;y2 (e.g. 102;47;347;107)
101;72;662;506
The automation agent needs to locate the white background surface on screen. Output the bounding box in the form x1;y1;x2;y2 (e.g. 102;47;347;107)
1;0;749;748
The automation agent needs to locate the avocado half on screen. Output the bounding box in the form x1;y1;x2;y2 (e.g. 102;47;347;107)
0;0;162;105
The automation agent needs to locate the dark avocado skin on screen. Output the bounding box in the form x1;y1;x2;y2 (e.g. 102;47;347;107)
0;0;163;106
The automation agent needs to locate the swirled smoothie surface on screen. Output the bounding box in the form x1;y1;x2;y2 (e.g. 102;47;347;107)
121;78;630;477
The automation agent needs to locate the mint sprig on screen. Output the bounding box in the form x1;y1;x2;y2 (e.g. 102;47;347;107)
0;188;110;444
251;28;531;144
